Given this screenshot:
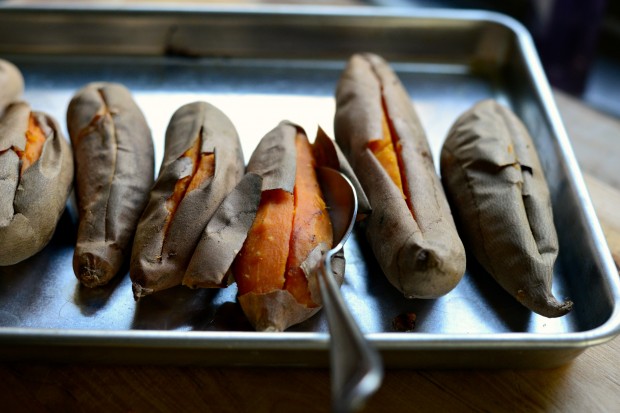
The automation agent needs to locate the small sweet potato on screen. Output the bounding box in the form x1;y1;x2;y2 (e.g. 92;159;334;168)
67;82;154;287
130;101;244;299
0;102;73;265
184;122;347;331
440;99;573;318
0;59;24;115
334;53;466;298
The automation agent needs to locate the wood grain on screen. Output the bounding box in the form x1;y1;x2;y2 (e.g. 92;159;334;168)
583;174;620;268
555;90;620;190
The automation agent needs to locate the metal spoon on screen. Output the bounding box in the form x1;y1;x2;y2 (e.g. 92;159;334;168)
316;166;384;413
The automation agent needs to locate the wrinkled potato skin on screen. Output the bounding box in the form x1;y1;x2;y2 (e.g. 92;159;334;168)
334;53;465;298
67;82;154;288
0;103;73;265
183;121;297;289
130;101;244;298
184;121;347;331
0;59;24;115
440;99;572;318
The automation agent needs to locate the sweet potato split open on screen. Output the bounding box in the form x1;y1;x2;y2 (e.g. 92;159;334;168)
75;89;113;142
284;133;333;306
163;131;215;245
21;115;46;174
367;99;413;215
234;132;333;307
0;114;46;175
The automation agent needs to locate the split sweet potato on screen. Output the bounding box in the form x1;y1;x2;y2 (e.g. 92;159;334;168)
334;53;466;298
0;102;73;265
183;122;348;331
0;59;24;115
67;82;154;287
130;101;244;299
440;99;573;318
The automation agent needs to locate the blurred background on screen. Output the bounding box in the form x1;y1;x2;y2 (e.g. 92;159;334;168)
4;0;619;118
368;0;619;119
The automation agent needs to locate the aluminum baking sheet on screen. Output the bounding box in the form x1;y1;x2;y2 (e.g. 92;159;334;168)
0;5;619;368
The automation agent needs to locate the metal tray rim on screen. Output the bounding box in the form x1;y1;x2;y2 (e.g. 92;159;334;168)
2;304;619;350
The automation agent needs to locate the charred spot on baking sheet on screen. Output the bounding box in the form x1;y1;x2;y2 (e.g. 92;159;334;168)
392;312;417;332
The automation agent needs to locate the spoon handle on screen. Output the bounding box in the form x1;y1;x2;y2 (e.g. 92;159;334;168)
318;249;384;413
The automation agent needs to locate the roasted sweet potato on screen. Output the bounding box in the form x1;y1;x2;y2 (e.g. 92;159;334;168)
0;59;24;115
67;82;154;287
334;53;466;298
130;101;244;299
183;122;347;331
440;99;573;318
0;102;73;265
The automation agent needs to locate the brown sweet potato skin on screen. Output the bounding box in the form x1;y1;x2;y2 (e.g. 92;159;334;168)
334;53;465;298
440;99;572;318
0;59;24;115
67;82;154;287
182;121;297;289
0;102;73;265
130;101;244;299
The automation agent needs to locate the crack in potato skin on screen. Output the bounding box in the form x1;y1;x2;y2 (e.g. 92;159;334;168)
0;115;46;177
162;130;215;255
365;55;413;218
129;101;243;298
20;115;46;175
283;132;332;307
0;104;74;266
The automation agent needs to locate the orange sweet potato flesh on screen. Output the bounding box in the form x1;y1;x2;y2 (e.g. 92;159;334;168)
10;115;46;175
284;133;333;306
367;109;413;213
234;132;332;307
187;153;215;192
233;188;294;295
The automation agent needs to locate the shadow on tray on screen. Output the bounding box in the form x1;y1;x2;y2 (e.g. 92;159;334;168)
130;285;253;331
464;252;534;332
0;210;76;323
72;260;128;317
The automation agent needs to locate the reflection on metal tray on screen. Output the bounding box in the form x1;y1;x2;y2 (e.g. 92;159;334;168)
0;5;619;368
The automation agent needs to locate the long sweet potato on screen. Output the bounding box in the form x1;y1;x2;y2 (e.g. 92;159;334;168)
334;53;465;298
440;99;573;318
0;102;73;265
67;82;154;287
130;101;244;299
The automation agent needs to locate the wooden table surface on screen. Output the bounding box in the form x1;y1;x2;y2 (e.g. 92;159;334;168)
2;3;620;413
